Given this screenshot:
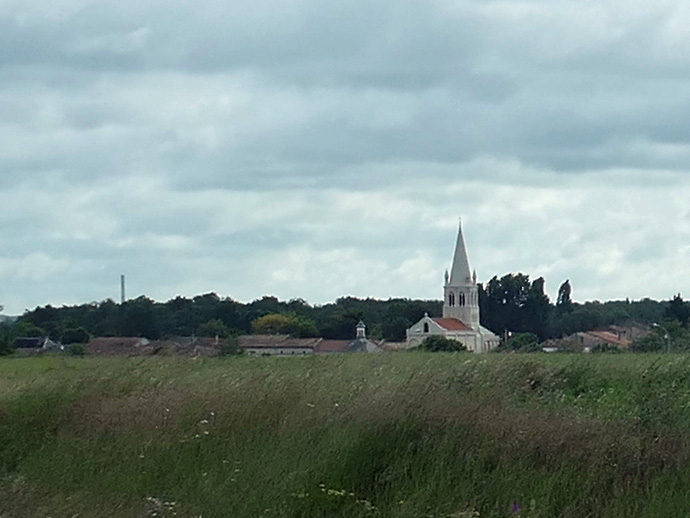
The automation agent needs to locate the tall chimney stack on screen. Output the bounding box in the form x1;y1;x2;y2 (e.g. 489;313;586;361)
120;275;126;304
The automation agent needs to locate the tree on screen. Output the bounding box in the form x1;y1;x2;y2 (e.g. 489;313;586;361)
0;327;12;356
630;333;666;352
419;335;467;352
665;294;690;327
251;313;318;337
556;280;573;313
523;277;551;340
506;332;540;352
120;296;159;338
11;321;46;339
61;326;90;344
197;319;231;338
219;336;243;356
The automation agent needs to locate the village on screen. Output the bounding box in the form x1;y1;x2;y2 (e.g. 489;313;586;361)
4;222;662;358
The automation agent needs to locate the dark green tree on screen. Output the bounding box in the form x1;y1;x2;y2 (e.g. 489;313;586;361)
419;335;467;352
197;319;231;338
506;332;540;352
61;326;90;344
0;326;13;356
11;321;46;339
665;294;690;327
523;277;551;340
556;280;573;313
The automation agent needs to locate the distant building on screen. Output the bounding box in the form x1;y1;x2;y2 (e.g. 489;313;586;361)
13;336;61;350
239;335;321;356
406;222;500;352
239;321;383;356
544;324;650;352
86;337;150;355
314;321;383;354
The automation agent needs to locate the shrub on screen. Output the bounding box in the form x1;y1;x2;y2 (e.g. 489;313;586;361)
61;326;90;345
507;332;541;352
219;336;243;356
419;335;467;352
197;319;231;338
630;334;665;352
67;343;86;356
0;334;13;356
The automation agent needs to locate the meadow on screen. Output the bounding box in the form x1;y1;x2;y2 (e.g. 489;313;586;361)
1;353;690;517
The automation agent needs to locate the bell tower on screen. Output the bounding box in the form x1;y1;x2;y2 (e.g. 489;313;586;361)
442;220;480;329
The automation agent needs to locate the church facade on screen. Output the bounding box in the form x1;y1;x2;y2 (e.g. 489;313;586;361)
406;222;500;353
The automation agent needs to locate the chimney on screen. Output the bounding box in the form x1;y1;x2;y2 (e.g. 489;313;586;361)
120;275;126;304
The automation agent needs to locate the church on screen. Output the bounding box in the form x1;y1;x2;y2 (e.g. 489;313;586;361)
406;222;500;353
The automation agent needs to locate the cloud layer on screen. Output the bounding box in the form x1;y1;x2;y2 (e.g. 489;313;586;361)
2;0;690;314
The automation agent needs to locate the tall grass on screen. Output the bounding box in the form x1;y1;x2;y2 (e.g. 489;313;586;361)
2;354;690;517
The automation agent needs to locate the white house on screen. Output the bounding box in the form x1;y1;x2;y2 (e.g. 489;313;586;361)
406;222;500;352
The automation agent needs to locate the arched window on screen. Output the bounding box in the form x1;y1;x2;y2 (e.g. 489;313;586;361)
423;322;429;333
449;293;455;306
459;293;465;306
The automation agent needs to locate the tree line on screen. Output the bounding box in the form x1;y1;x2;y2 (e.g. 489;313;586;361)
0;274;684;349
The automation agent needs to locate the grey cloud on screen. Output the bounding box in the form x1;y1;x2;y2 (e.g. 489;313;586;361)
4;0;690;313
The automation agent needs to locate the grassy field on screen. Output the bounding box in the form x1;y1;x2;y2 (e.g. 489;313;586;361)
2;353;690;517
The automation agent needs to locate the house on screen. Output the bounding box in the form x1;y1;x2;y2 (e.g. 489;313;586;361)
13;336;61;350
547;324;650;352
313;321;383;354
240;321;383;356
147;336;226;356
239;335;321;356
406;221;500;352
86;337;151;355
571;330;631;351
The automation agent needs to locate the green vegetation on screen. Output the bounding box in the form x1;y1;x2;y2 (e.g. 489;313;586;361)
13;280;686;346
419;335;467;352
3;354;690;516
251;312;319;337
504;332;541;352
66;343;87;356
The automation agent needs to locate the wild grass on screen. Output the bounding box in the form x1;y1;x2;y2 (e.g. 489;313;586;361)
1;354;690;517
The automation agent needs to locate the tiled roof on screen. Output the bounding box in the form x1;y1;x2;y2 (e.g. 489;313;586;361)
87;337;147;348
314;340;349;353
238;335;321;349
586;331;631;348
86;337;150;355
432;318;472;331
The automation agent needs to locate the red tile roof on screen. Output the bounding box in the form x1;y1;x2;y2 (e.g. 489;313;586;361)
586;331;631;348
432;318;472;331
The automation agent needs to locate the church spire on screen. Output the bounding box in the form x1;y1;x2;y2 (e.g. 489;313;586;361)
449;219;472;285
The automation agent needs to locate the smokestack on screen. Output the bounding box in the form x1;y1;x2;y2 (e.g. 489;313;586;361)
120;274;126;304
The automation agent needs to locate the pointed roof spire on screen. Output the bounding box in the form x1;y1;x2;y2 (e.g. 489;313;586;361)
449;218;472;285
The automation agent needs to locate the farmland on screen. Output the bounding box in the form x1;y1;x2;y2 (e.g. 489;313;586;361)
1;353;690;517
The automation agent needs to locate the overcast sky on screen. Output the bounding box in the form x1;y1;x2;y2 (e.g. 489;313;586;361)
2;0;690;314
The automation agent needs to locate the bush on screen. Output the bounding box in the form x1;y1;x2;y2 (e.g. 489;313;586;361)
419;335;467;352
0;335;13;356
630;334;665;353
197;319;231;338
67;343;86;356
219;336;243;356
61;326;90;345
507;332;541;352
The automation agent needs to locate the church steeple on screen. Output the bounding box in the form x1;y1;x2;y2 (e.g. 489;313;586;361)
443;219;480;330
449;219;472;286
